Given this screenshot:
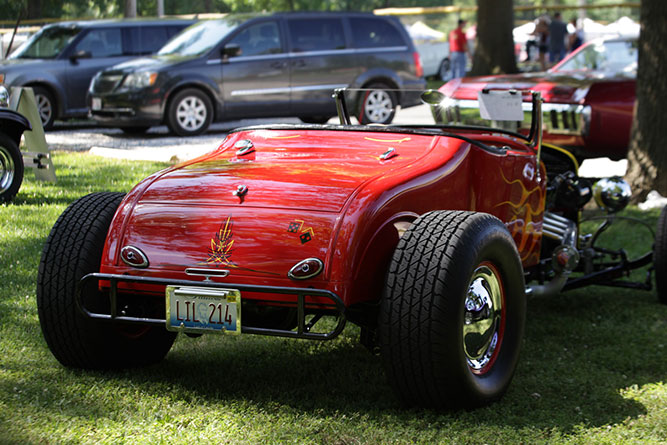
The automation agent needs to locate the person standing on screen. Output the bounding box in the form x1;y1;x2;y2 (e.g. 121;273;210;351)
548;12;568;64
568;17;584;52
449;19;469;78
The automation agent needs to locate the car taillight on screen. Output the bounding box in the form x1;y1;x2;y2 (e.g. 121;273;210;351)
413;52;424;78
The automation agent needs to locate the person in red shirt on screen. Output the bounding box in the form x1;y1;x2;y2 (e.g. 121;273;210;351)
449;19;469;78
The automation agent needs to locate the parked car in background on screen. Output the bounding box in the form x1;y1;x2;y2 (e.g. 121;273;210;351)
440;36;637;160
405;21;451;81
0;19;194;129
88;12;426;136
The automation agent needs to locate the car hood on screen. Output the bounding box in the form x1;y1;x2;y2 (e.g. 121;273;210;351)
137;127;439;212
442;70;633;103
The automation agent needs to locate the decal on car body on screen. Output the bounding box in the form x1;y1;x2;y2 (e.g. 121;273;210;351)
206;216;237;267
287;219;315;244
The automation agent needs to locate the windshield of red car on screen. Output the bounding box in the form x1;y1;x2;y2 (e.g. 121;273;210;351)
556;40;637;76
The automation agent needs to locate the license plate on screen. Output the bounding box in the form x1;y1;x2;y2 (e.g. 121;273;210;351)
91;97;102;110
166;286;241;334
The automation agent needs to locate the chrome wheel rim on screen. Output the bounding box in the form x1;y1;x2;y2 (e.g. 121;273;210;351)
0;145;15;194
364;90;392;123
463;262;505;374
176;95;207;132
36;93;53;126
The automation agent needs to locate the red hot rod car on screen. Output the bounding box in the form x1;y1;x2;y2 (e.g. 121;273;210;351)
37;88;666;409
440;36;637;160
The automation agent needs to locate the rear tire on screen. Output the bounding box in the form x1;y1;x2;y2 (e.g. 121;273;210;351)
358;83;397;125
37;192;176;369
32;86;56;130
654;206;667;304
379;211;526;409
167;88;213;136
0;133;23;202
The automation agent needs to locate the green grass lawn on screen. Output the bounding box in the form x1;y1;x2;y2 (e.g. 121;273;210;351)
1;152;665;444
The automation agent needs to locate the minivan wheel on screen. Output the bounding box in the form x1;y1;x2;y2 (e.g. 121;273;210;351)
32;86;56;130
167;88;213;136
358;84;397;125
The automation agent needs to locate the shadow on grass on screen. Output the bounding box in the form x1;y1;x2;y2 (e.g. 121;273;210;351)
18;286;661;433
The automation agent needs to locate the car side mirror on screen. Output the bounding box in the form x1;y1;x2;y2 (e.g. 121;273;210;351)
70;50;92;62
222;43;241;59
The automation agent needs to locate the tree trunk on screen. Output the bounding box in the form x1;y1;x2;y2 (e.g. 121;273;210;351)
470;0;518;76
625;0;667;202
124;0;137;18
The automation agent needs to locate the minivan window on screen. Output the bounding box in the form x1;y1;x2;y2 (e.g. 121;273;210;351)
123;26;170;55
159;20;235;57
228;21;282;57
350;17;405;48
288;18;346;52
9;25;80;59
73;28;123;57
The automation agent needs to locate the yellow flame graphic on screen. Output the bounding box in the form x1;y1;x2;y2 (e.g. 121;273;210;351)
495;167;545;263
207;216;237;267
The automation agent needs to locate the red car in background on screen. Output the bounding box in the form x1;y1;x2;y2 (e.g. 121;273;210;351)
440;36;637;160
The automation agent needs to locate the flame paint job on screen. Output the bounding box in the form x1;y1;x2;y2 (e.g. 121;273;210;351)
100;126;546;307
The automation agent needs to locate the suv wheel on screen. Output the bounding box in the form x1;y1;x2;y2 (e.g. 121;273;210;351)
167;88;213;136
358;84;397;125
32;86;56;130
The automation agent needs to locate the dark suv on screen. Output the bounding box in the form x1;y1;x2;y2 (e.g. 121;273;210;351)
88;12;426;135
0;19;193;129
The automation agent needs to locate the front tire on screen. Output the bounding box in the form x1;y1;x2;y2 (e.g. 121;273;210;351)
653;206;667;304
0;133;23;202
37;192;176;369
358;83;397;125
167;88;213;136
379;211;526;409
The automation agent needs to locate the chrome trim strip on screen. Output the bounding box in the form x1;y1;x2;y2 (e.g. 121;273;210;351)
185;268;230;278
230;83;347;97
206;46;409;65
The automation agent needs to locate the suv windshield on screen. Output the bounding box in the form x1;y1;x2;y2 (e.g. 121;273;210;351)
158;20;237;57
10;25;81;59
556;39;637;75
